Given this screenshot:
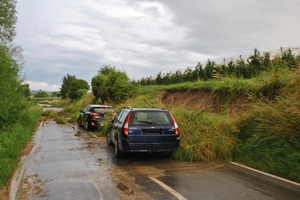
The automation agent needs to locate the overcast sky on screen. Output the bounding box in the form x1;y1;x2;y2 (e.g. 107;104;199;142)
15;0;300;91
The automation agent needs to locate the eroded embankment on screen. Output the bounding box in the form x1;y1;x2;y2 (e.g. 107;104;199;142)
158;88;250;113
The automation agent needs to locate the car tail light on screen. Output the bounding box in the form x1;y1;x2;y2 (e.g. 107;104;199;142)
170;113;179;135
90;112;99;117
123;113;131;135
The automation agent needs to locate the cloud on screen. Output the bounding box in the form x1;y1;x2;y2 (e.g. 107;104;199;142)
160;0;300;56
15;0;300;91
25;81;60;92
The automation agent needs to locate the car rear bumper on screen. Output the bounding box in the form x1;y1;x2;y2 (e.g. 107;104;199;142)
88;119;102;129
120;136;180;153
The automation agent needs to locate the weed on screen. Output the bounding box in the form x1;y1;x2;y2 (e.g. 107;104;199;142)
56;117;66;124
42;110;58;118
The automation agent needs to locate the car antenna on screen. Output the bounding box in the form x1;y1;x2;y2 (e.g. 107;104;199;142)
144;99;152;107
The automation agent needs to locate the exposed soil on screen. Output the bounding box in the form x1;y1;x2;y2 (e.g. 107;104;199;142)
110;167;153;200
159;88;251;113
0;182;9;200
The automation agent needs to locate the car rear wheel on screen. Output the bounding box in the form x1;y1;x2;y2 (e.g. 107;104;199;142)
85;121;90;131
115;138;124;158
163;152;173;158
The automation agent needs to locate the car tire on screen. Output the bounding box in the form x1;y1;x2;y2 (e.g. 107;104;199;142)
106;132;112;145
85;121;90;131
77;118;83;127
115;138;124;158
163;152;173;158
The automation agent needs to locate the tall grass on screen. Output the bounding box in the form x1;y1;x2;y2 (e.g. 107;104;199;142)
171;109;238;161
234;139;300;182
234;69;300;182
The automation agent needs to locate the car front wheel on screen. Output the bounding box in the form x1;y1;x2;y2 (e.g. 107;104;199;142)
106;132;112;145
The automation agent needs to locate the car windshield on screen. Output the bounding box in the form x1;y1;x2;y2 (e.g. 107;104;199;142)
130;111;173;126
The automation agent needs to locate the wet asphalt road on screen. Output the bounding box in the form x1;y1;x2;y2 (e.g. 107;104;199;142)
14;120;299;200
16;120;119;200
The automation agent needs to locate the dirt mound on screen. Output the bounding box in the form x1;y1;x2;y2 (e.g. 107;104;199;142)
159;88;250;113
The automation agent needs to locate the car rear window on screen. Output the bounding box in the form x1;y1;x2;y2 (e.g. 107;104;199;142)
94;107;114;114
129;111;173;126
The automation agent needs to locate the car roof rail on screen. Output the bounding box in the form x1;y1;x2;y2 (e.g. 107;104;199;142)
123;106;132;110
152;107;165;110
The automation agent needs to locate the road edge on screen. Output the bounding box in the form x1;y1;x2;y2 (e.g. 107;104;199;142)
9;121;45;200
228;162;300;195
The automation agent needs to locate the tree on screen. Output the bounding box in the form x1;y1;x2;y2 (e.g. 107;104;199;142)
60;74;89;100
0;0;17;44
68;79;89;100
282;48;297;69
247;48;263;77
34;90;49;98
204;59;215;80
51;91;60;97
21;83;30;97
91;65;134;103
0;46;23;129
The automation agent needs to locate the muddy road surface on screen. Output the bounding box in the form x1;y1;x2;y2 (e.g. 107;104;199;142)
12;120;299;200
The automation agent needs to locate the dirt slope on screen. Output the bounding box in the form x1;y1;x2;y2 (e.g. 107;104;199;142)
159;88;250;113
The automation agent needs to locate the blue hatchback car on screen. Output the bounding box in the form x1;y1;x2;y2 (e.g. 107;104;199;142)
106;107;180;157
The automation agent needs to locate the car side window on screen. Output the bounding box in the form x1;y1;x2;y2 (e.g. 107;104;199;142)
115;111;124;123
119;110;129;124
83;106;89;112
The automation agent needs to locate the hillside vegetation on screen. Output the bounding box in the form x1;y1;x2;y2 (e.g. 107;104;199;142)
116;49;300;182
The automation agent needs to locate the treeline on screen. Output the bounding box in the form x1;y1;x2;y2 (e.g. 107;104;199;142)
137;48;300;85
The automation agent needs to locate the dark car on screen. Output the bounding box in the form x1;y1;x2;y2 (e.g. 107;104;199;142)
106;107;180;157
77;104;114;131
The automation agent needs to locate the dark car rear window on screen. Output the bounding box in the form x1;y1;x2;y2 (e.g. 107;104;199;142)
129;111;173;126
93;107;114;114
